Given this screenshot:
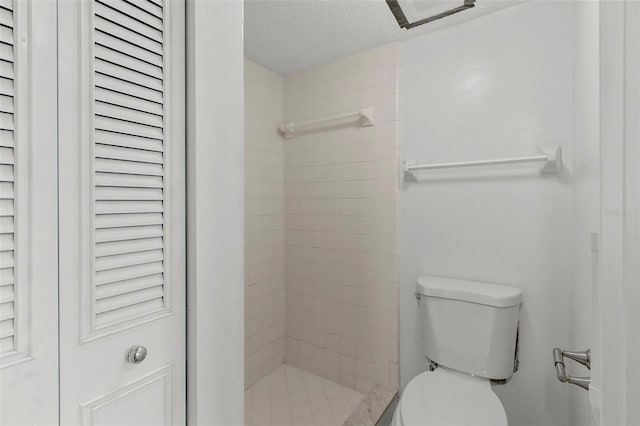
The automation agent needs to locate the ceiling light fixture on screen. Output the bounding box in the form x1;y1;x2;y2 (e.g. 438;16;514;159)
386;0;476;29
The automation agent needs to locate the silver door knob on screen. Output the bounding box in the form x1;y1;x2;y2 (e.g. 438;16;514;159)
127;345;148;364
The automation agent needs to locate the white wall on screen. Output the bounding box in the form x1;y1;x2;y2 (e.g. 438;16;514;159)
244;59;286;389
186;0;245;424
570;1;600;425
399;3;574;426
282;44;400;393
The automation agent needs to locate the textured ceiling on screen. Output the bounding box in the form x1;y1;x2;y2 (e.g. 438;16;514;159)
244;0;525;76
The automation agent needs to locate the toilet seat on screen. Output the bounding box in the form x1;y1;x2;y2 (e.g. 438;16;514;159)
397;368;507;426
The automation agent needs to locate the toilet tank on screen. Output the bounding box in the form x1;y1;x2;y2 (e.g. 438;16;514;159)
417;276;522;380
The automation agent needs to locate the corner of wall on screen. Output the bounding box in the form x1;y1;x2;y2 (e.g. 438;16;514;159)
187;0;245;424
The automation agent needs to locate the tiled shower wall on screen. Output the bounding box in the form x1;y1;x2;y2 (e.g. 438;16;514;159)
244;59;286;388
282;44;400;393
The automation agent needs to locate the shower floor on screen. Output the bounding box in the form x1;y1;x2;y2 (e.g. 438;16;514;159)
245;364;364;426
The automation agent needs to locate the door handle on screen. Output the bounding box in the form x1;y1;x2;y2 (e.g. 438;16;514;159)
127;345;148;364
553;347;590;390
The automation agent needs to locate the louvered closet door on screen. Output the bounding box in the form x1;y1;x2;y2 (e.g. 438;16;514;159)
0;0;59;424
58;0;186;424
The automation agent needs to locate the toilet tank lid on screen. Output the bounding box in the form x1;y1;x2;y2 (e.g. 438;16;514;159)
416;276;522;307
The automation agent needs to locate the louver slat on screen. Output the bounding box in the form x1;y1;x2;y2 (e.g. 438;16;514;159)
92;0;167;331
0;302;13;320
95;116;163;140
0;26;13;45
0;8;12;29
0;1;14;353
95;273;163;300
95;237;163;257
94;3;162;45
0;112;13;130
0;164;12;182
0;43;13;62
0;216;13;233
0;94;13;115
0;267;12;286
101;0;163;32
95;87;163;117
0;79;13;98
95;74;162;104
0;283;13;303
95;186;163;201
95;200;163;214
95;58;163;92
124;0;163;20
95;158;163;176
95;261;163;286
95;144;163;164
146;0;163;9
94;29;162;68
95;298;164;327
0;250;13;269
0;59;13;80
0;319;14;339
94;73;163;104
0;181;14;198
95;249;163;272
95;224;164;244
95;172;163;188
94;16;163;57
0;130;13;148
0;233;13;249
95;129;163;152
95;285;164;315
95;212;163;228
95;102;163;129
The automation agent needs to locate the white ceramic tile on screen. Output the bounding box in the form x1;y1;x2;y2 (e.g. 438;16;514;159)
282;46;400;391
245;365;363;426
245;59;287;389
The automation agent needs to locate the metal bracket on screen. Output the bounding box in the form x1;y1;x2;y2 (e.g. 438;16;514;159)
280;121;295;139
359;106;374;127
539;146;563;174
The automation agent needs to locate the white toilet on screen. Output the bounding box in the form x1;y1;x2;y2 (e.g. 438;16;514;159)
392;275;523;426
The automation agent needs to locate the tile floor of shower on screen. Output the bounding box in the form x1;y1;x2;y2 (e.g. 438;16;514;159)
245;365;365;426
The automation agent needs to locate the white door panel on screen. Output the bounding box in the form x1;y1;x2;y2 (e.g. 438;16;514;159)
58;0;186;424
0;0;58;424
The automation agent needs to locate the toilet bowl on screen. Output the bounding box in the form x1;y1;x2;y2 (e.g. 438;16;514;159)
391;368;507;426
393;275;522;426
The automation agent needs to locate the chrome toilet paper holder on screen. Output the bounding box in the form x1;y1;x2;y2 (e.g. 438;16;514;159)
553;347;591;390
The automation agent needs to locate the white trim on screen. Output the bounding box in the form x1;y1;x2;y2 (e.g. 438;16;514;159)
598;1;640;424
186;0;245;424
622;2;640;423
1;0;59;422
